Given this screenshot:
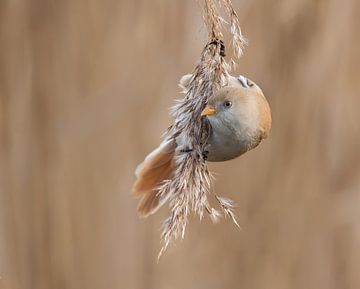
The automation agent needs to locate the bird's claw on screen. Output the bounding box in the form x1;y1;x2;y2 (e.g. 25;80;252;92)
180;148;208;161
202;150;209;160
208;39;226;57
180;148;193;153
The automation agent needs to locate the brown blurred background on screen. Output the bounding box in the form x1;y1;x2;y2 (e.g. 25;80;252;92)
1;0;360;289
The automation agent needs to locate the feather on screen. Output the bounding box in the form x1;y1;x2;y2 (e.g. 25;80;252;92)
132;139;176;217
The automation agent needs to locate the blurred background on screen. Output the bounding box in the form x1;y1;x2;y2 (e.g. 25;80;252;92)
1;0;360;288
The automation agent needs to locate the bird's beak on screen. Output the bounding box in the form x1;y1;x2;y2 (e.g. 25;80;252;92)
201;106;217;116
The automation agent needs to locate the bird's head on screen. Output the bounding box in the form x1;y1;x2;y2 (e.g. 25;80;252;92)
201;75;272;138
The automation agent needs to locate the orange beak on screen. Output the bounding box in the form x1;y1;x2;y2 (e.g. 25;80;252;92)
201;106;216;116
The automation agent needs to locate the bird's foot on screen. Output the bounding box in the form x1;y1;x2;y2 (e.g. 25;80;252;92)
180;148;208;161
208;39;226;57
202;150;209;160
180;147;193;153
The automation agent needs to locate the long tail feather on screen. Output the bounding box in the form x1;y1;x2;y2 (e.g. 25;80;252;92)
132;139;176;217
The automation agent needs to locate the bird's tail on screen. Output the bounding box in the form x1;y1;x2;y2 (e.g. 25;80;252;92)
132;139;176;217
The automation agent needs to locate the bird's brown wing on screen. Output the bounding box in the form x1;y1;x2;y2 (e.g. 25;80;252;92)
132;139;176;217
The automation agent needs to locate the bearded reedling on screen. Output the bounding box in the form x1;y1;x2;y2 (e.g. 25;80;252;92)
133;74;271;217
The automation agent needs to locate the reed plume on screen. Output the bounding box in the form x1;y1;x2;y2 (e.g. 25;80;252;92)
156;0;247;259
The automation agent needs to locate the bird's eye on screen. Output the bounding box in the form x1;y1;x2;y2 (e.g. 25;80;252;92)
224;100;232;108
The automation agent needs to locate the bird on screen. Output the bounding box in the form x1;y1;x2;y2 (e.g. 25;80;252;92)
132;74;272;217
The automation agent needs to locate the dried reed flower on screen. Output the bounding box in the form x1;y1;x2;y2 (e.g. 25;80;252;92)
215;195;241;228
158;0;246;259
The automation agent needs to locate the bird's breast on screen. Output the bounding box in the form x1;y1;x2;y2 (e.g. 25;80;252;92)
205;124;261;162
